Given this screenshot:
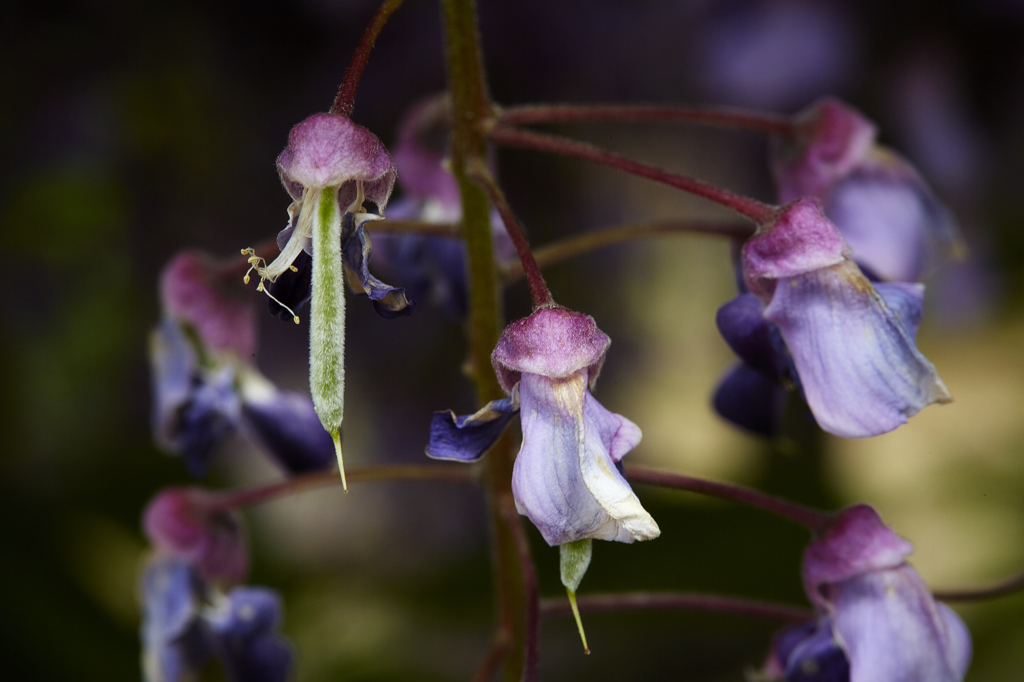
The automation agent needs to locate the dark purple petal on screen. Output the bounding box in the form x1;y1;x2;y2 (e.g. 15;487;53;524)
765;261;950;438
160;251;257;359
426;398;518;462
341;213;414;319
149;320;241;478
207;587;294;682
492;307;610;393
715;293;793;379
267;249;312;322
238;386;335;473
276;113;396;208
140;557;210;682
712;362;787;436
783;621;850;682
143;488;249;585
830;567;970;682
511;371;657;546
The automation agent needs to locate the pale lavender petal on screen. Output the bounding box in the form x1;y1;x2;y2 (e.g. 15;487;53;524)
938;603;973;678
826;156;959;282
765;260;950;438
492;307;610;392
742;199;849;298
830;567;969;682
511;372;657;546
140;557;209;682
276;113;396;208
426;398;518;462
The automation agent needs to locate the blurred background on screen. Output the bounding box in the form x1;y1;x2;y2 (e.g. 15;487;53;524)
2;0;1024;679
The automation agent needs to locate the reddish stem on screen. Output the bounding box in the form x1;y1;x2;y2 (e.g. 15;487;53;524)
330;0;407;117
210;464;478;512
498;496;539;682
540;592;811;623
470;636;510;682
498;103;796;136
467;161;554;307
488;125;777;224
625;466;830;531
933;569;1024;603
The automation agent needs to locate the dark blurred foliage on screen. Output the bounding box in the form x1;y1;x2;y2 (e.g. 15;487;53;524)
2;1;1024;680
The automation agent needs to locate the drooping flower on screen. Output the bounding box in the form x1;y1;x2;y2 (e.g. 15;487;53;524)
140;556;293;682
715;198;950;438
373;96;515;319
773;97;961;283
495;307;659;546
754;505;972;682
150;251;334;477
241;112;412;488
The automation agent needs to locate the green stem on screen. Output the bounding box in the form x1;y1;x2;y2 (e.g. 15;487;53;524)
440;2;529;680
501;218;753;281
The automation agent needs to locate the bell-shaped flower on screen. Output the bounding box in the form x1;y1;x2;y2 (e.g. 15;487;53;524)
143;487;249;585
755;505;971;682
242;112;411;488
140;556;293;682
773;97;961;283
730;199;950;438
373;96;515;319
491;307;659;546
150;251;335;476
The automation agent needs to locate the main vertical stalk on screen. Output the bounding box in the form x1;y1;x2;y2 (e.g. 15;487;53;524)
440;1;529;680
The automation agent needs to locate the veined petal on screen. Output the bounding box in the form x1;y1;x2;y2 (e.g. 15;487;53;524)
765;260;950;438
426;397;519;462
512;372;658;546
830;567;970;682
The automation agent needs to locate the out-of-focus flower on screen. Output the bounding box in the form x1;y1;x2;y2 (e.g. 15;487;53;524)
143;487;248;585
754;505;972;682
140;557;293;682
374;96;515;319
773;97;962;283
150;251;334;477
715;199;950;438
494;307;658;546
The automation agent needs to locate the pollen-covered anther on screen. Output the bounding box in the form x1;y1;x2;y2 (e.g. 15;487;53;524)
240;247;301;324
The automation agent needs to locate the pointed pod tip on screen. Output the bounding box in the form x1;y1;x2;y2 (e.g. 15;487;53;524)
566;587;590;655
333;431;348;492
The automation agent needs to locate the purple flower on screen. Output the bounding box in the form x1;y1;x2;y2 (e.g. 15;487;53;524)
372;96;515;319
151;252;335;476
491;307;659;546
758;505;971;682
140;557;293;682
716;199;950;438
773;98;961;283
143;487;248;585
